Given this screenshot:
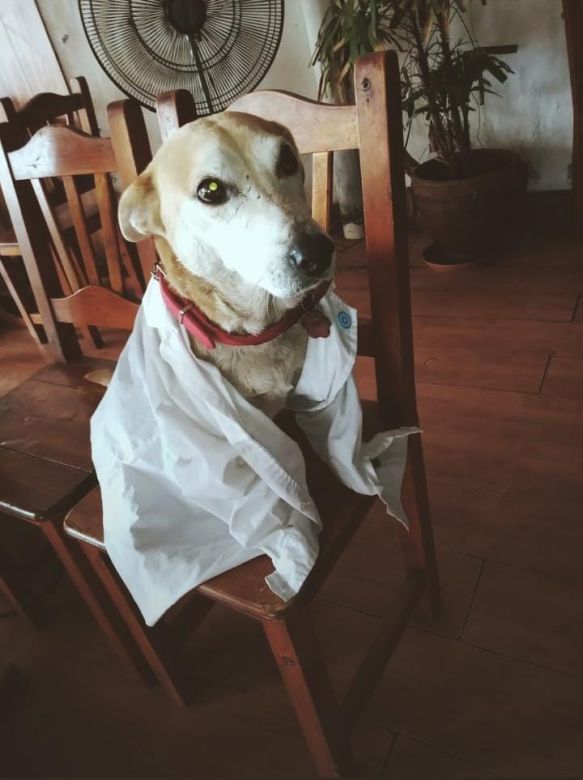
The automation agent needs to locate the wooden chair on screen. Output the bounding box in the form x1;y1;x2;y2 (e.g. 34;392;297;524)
0;98;157;684
0;77;141;345
62;51;440;777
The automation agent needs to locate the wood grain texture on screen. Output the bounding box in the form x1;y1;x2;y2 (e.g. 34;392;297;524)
311;152;333;233
9;125;117;180
0;446;95;523
108;99;156;283
0;1;67;108
51;286;139;329
228;90;358;154
542;355;583;398
263;612;352;777
0;374;103;471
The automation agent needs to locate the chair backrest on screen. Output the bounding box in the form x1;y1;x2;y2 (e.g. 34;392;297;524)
0;77;99;136
156;51;417;427
0;99;156;362
0;78;99;235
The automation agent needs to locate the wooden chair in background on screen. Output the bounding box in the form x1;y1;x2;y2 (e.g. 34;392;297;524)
0;77;141;346
62;51;440;776
0;98;157;683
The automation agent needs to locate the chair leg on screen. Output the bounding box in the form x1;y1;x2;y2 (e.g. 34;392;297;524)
263;610;353;778
0;256;44;346
0;542;44;628
398;435;441;618
80;541;192;707
40;518;153;685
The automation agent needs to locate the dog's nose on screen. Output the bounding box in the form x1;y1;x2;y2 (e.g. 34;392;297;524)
288;233;334;276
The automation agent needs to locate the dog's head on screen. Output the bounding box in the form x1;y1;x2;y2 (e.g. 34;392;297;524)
119;111;335;299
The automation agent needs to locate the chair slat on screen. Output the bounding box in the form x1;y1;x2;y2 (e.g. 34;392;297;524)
94;172;124;294
117;235;143;298
51;285;139;329
107;100;156;284
9;126;117;180
0;136;81;361
62;175;100;286
311;152;333;232
228;91;358;154
31;178;84;291
69;77;100;136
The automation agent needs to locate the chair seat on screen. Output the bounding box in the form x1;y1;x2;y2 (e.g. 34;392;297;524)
65;402;383;619
0;447;96;524
0;360;111;522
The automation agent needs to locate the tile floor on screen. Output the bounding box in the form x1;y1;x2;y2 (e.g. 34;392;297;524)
1;193;582;778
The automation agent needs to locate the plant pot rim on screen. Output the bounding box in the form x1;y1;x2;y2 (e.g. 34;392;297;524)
411;148;523;187
422;243;488;271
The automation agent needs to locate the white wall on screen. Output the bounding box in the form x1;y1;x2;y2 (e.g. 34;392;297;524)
469;0;572;190
397;0;572;190
38;0;572;190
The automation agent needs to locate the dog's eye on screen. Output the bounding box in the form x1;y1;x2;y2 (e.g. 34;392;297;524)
197;178;227;205
276;143;299;178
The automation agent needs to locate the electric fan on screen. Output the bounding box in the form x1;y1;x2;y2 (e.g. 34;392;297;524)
79;0;284;114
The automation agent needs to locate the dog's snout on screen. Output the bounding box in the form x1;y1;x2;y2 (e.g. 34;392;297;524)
288;233;334;277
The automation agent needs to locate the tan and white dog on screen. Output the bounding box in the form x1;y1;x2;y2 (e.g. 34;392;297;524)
107;111;335;417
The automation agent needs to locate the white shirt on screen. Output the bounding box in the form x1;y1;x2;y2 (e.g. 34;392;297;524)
91;280;419;626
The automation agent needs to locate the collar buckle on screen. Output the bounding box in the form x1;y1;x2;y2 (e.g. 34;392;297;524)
178;304;193;324
151;262;166;281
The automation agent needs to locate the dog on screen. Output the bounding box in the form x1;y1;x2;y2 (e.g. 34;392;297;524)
90;111;336;418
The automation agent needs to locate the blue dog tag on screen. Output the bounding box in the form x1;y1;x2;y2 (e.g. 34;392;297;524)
337;311;352;330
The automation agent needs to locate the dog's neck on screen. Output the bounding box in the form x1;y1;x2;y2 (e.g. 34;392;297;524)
154;236;294;335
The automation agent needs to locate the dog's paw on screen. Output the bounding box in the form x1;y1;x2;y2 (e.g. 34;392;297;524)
85;369;114;388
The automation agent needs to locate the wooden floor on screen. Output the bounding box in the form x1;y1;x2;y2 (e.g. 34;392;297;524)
1;192;582;778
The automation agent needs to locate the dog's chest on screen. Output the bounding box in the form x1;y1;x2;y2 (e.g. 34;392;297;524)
191;324;309;417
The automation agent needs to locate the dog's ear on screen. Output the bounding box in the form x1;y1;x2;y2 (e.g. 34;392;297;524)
118;170;163;242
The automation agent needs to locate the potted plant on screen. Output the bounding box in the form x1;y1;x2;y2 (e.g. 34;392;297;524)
393;0;527;268
311;0;395;238
312;0;526;266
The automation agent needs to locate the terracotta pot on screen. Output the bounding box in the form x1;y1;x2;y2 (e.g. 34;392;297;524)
410;149;527;266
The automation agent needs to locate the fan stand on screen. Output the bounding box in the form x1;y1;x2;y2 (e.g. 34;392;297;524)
165;0;213;112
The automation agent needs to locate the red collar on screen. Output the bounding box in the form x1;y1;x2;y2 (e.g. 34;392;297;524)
155;265;331;350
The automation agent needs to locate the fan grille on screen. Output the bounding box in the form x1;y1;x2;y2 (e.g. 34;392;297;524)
79;0;284;113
